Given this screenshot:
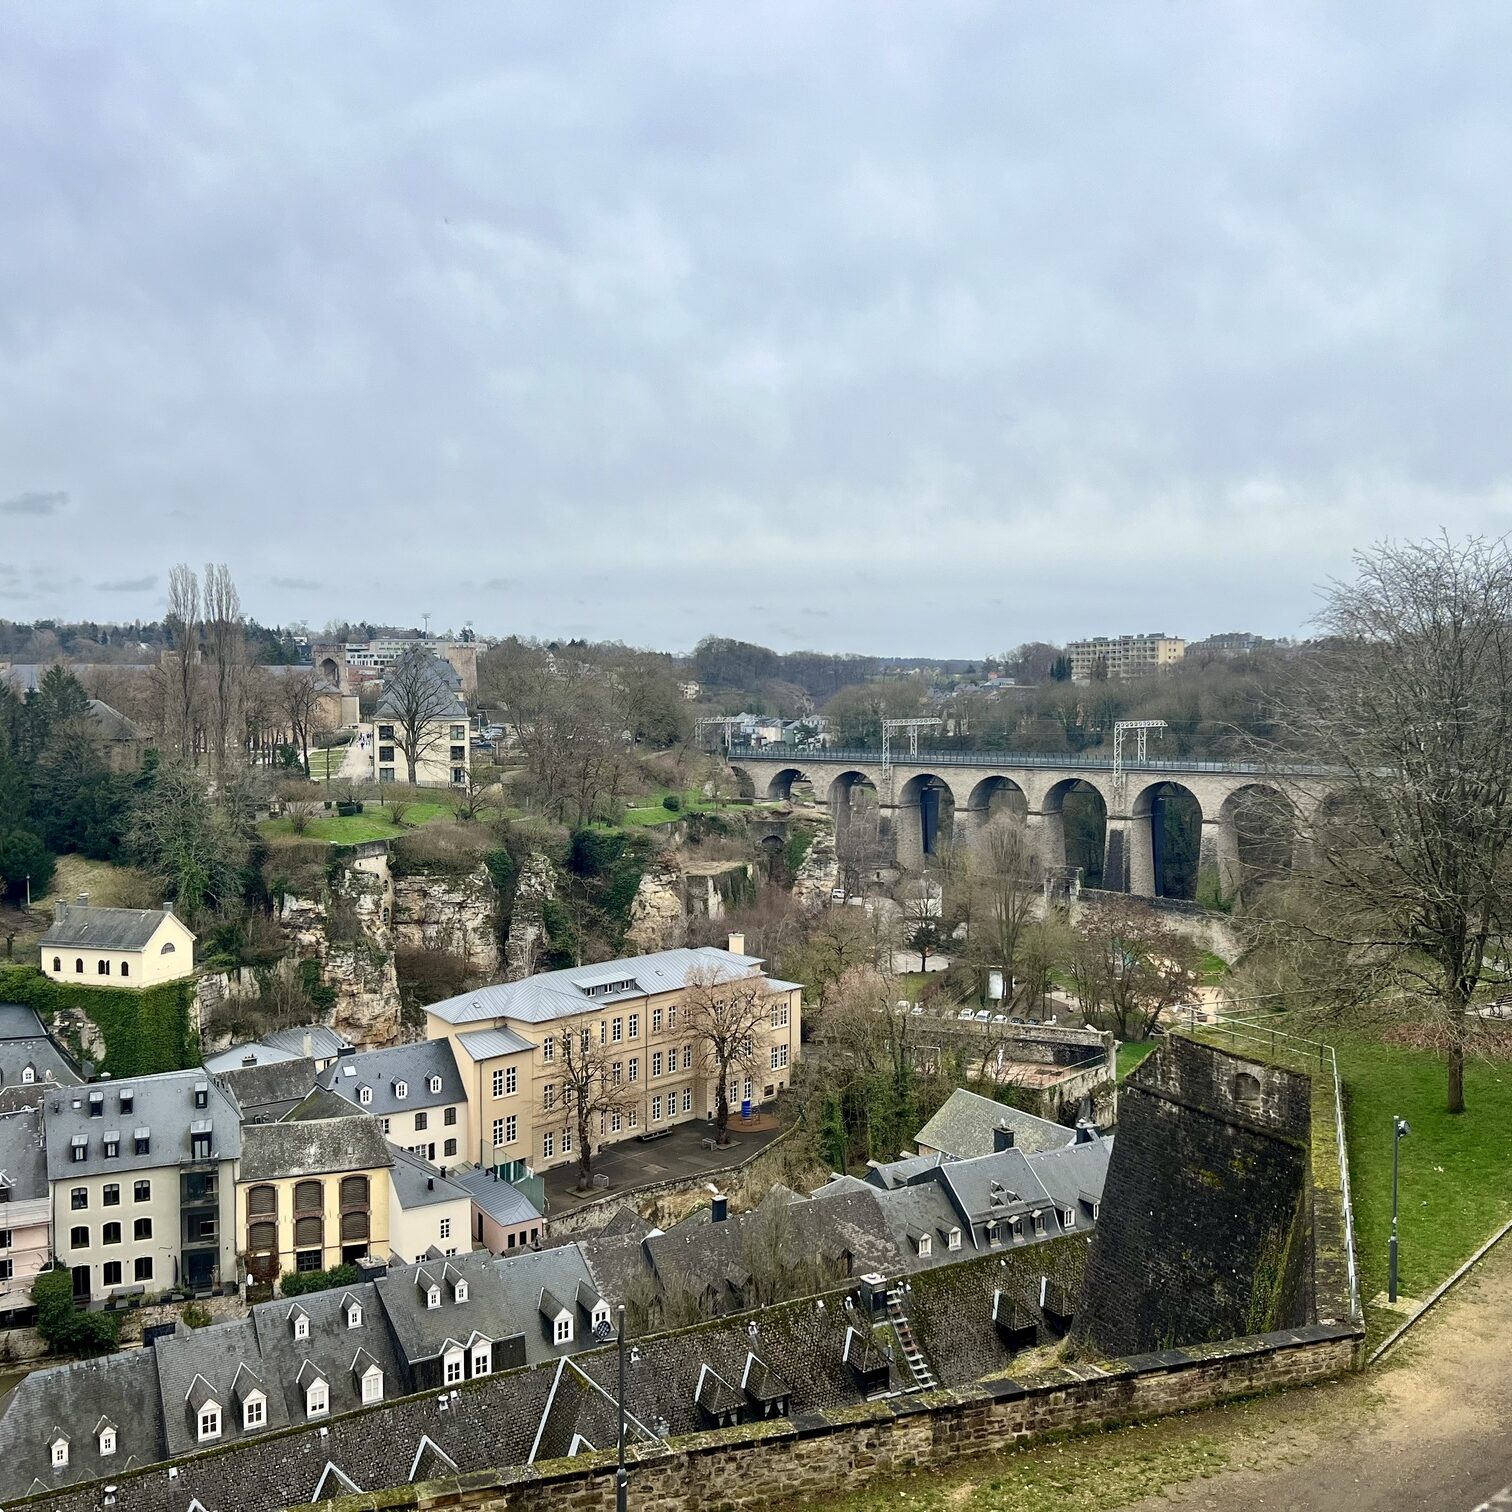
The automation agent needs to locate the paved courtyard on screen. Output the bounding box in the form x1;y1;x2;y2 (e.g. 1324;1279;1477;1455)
540;1112;786;1215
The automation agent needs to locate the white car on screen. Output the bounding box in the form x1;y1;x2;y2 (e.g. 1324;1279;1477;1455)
957;1008;975;1021
974;1009;991;1022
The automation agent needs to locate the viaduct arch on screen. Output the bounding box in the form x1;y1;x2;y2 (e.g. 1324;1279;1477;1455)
729;746;1328;904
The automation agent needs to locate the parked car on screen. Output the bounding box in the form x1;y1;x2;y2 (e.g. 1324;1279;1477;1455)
957;1008;975;1021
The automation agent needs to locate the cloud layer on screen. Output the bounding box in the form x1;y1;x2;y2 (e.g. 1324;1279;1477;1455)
2;3;1510;652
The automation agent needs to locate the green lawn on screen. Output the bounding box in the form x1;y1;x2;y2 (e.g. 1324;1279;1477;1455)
1116;1040;1157;1080
306;746;347;780
616;788;759;828
1201;1014;1512;1342
1198;950;1230;983
260;801;463;845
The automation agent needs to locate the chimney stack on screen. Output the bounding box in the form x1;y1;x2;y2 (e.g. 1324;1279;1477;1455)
54;900;66;922
77;893;89;907
302;1032;312;1059
727;932;746;956
162;900;174;917
993;1122;1015;1153
1075;1120;1097;1145
711;1192;729;1223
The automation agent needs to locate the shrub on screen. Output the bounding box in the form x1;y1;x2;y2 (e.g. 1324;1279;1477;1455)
280;1263;361;1297
33;1265;120;1357
182;1302;213;1329
662;793;682;813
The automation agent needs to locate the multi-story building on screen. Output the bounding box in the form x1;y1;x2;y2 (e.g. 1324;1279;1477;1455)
318;1040;469;1165
237;1116;393;1281
0;1106;51;1325
43;1070;241;1303
1067;633;1185;683
39;898;196;989
424;941;802;1177
350;653;472;787
386;1146;471;1265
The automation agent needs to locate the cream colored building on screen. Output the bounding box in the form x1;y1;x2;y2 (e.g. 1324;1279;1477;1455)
1067;633;1185;683
425;939;802;1177
237;1118;393;1282
39;898;196;988
386;1147;472;1264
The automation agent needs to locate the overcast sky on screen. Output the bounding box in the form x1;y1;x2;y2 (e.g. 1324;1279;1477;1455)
3;4;1510;656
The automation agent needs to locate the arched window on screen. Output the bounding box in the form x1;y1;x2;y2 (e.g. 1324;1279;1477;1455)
97;959;109;975
340;1175;369;1208
247;1184;277;1217
294;1215;323;1248
75;958;84;973
52;957;60;973
1233;1072;1262;1114
120;961;129;979
294;1180;323;1214
160;941;176;954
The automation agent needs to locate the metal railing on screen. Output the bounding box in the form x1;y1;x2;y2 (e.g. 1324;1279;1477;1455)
728;742;1331;778
1179;1009;1361;1325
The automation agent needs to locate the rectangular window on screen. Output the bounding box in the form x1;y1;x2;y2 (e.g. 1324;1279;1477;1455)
506;1065;517;1095
652;1051;663;1078
770;1045;780;1070
629;1057;639;1082
562;1128;572;1154
492;1069;504;1098
450;724;466;741
683;1045;693;1071
445;1353;464;1385
103;1222;121;1245
628;1106;638;1129
444;1138;457;1157
134;1256;153;1282
381;1117;391;1134
102;1183;120;1207
778;1044;789;1068
628;1013;639;1040
543;1084;555;1111
651;1095;662;1121
70;1226;88;1249
134;1218;152;1241
543;1038;554;1063
0;1229;9;1250
134;1180;150;1203
668;1005;677;1030
444;1105;457;1127
440;1217;451;1240
652;1008;662;1033
612;1061;622;1084
610;1111;622;1133
414;1111;428;1131
543;1133;554;1159
506;1114;517;1144
612;1018;622;1042
70;1187;87;1211
102;1260;121;1286
492;1118;505;1147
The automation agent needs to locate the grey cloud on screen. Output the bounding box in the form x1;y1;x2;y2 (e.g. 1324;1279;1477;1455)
1;5;1510;652
94;575;156;592
0;490;68;516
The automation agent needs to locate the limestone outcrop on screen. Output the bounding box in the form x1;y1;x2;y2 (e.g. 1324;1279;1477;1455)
392;863;499;978
792;827;840;909
625;855;686;954
504;851;557;980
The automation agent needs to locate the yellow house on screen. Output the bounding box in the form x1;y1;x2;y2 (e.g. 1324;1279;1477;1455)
237;1117;393;1282
39;897;196;988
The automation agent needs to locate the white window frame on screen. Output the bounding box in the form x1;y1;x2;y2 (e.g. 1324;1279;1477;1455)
306;1381;329;1419
471;1342;491;1377
429;1076;442;1094
51;1440;68;1468
427;1285;441;1309
440;1217;451;1241
361;1368;383;1404
444;1349;464;1385
492;1069;504;1098
99;1428;116;1457
198;1406;221;1442
395;1080;408;1100
294;1314;310;1341
347;1303;362;1329
554;1314;572;1344
244;1394;266;1429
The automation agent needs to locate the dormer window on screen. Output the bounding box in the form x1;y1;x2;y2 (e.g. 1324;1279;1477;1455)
427;1285;441;1309
291;1309;310;1341
20;1065;34;1085
50;1437;68;1468
1032;1211;1045;1236
394;1081;408;1100
104;1134;119;1159
554;1314;573;1344
306;1380;329;1418
243;1392;266;1430
193;1081;209;1109
443;1346;464;1385
454;1279;468;1304
947;1227;961;1251
916;1233;931;1258
70;1135;87;1162
359;1086;372;1106
119;1088;134;1114
134;1128;150;1156
346;1302;362;1329
592;1304;611;1333
428;1076;442;1094
471;1341;491;1376
88;1091;104;1117
360;1367;383;1404
197;1405;221;1442
1062;1207;1076;1229
98;1426;116;1457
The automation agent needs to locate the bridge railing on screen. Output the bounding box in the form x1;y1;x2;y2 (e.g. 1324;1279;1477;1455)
727;742;1332;778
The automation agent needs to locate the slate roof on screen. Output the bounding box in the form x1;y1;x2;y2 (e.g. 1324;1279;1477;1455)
387;1144;473;1214
447;1165;545;1227
214;1057;320;1121
39;903;188;952
425;946;770;1027
375;656;467;720
0;1345;165;1501
0;1004;50;1041
203;1024;352;1074
86;699;143;743
238;1115;393;1183
914;1087;1077;1160
42;1069;242;1181
0;1104;48;1200
154;1317;281;1458
248;1282;405;1425
0;1032;81;1091
282;1085;370;1122
320;1039;466;1116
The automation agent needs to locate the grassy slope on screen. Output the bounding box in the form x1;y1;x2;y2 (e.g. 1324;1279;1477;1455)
259;801;472;845
1116;1040;1157;1080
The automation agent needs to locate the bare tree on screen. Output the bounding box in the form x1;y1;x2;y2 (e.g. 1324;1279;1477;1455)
451;762;503;822
277;667;329;776
1070;896;1199;1042
685;966;771;1145
203;562;247;776
162;563;200;762
382;646;460;783
552;1012;641;1189
1271;535;1512;1113
967;814;1042;1008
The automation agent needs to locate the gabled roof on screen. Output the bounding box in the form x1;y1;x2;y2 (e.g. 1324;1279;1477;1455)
693;1362;742;1418
321;1038;466;1116
424;946;769;1027
914;1088;1076;1161
388;1144;473;1212
238;1114;393;1182
40;902;190;950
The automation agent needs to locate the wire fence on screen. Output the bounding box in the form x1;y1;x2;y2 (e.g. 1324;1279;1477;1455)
1176;1008;1362;1325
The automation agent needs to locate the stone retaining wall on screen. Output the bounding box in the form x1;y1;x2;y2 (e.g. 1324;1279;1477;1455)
298;1323;1360;1512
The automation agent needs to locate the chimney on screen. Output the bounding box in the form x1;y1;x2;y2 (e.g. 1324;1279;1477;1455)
727;932;746;956
302;1032;312;1059
1075;1121;1097;1145
162;900;174;917
54;900;66;922
993;1122;1015;1153
241;1054;257;1068
77;893;89;907
427;1176;434;1190
711;1192;729;1223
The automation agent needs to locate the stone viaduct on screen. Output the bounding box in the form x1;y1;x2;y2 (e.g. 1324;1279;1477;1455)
728;745;1333;900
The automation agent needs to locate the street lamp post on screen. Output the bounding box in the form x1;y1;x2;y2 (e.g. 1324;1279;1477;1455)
616;1303;629;1512
1389;1115;1411;1302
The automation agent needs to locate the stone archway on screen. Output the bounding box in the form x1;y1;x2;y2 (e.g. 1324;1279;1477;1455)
1212;783;1297;908
963;775;1028;848
1040;777;1107;889
1130;780;1204;899
895;773;956;870
764;766;811;802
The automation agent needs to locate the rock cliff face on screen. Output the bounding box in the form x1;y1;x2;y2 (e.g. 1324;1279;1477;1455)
505;851;557;980
625;855;686;954
792;827;840;908
392;863;499;978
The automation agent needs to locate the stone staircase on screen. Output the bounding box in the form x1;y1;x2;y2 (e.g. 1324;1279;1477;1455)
886;1287;939;1391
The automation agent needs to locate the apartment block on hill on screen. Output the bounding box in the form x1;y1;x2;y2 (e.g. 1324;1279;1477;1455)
1067;632;1185;682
